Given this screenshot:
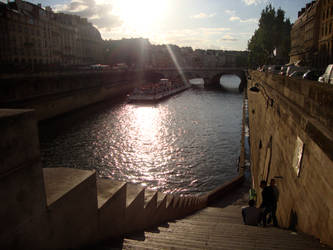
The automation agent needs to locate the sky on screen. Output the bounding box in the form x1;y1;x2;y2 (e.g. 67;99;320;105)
3;0;311;50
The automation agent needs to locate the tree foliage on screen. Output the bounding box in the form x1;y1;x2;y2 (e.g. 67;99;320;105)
247;4;291;68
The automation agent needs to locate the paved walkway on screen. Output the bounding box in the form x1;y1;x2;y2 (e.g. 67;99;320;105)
95;179;330;250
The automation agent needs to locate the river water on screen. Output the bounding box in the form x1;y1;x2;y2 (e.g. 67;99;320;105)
39;75;243;195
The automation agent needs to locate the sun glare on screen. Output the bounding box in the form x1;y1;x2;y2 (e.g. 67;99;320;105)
113;0;168;34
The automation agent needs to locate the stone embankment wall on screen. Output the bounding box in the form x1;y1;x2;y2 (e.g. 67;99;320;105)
248;70;333;246
0;71;143;121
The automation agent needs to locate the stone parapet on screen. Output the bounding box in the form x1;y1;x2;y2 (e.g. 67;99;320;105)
251;71;333;133
0;109;46;247
248;70;333;247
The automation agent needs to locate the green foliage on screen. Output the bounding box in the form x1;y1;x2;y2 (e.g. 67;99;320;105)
247;4;292;68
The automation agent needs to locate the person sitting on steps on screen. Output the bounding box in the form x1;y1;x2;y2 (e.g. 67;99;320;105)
242;199;262;226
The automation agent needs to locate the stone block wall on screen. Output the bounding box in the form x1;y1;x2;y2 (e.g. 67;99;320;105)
0;109;46;246
248;71;333;246
0;71;142;121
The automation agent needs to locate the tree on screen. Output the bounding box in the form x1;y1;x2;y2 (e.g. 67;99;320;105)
247;4;292;68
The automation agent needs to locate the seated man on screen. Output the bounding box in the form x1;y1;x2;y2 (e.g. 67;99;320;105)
242;199;262;226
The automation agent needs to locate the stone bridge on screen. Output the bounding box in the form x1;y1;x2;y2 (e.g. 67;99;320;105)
151;68;247;92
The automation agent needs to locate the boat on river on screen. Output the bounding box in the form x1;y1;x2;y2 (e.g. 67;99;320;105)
128;79;190;102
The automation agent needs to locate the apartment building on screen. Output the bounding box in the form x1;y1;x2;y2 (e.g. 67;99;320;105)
290;0;333;68
318;0;333;68
290;1;320;67
0;0;103;68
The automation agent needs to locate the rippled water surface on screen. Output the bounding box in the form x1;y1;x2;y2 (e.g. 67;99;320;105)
40;76;243;195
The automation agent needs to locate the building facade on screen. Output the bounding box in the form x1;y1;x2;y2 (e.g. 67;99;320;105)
290;1;320;67
290;0;333;68
318;0;333;68
0;0;103;70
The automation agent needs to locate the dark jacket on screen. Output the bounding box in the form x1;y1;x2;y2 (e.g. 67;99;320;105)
261;186;276;208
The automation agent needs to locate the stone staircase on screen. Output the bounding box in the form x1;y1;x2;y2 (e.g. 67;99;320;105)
119;205;329;250
2;164;206;249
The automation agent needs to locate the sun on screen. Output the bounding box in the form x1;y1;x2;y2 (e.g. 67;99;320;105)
113;0;168;34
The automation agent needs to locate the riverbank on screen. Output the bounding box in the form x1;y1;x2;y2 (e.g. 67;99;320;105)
0;71;141;121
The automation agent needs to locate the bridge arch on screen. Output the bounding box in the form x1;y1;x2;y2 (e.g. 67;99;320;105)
204;71;247;92
147;68;247;92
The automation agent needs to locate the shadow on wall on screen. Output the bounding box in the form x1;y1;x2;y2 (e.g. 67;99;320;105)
289;209;298;231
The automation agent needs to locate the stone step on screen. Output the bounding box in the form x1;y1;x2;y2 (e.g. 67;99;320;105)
43;167;98;248
126;183;144;208
125;183;145;233
166;194;173;208
122;242;161;250
96;179;127;239
157;192;166;208
121;204;328;250
143;190;158;229
123;238;204;250
124;225;324;250
144;188;157;208
97;179;126;209
156;223;319;245
151;192;168;226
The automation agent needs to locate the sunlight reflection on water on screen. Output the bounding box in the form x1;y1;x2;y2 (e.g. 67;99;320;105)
40;80;243;195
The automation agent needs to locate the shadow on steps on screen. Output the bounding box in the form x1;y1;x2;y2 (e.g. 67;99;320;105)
209;172;251;208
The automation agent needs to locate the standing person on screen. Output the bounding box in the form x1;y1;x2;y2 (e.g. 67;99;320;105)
242;199;262;226
268;178;278;226
259;180;276;227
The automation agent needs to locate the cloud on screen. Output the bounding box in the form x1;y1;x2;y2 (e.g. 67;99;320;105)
144;27;232;50
221;35;238;42
190;12;216;19
225;9;258;24
240;18;258;23
230;16;241;21
225;10;236;16
53;0;122;30
229;16;258;23
242;0;267;5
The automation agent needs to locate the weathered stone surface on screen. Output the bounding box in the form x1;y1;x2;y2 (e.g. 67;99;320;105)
43;167;98;248
0;109;46;249
248;70;333;247
121;205;328;250
0;71;142;121
0;109;40;175
97;179;127;239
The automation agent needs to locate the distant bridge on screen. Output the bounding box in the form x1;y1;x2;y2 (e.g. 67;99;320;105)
151;68;247;92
